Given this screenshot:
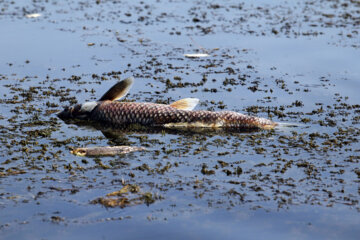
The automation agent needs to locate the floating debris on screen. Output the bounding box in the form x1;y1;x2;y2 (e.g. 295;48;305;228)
25;13;41;18
71;146;146;156
184;53;210;58
91;184;156;208
0;169;26;177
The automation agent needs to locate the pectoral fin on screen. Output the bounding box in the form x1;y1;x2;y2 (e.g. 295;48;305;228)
99;77;134;101
170;98;199;111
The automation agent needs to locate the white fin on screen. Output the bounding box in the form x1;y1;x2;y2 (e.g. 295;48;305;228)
99;77;134;101
170;98;199;111
81;101;98;112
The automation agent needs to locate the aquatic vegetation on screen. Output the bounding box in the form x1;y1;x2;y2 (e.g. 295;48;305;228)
0;0;359;239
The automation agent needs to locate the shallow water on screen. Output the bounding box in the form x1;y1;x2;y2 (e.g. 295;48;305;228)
1;0;360;239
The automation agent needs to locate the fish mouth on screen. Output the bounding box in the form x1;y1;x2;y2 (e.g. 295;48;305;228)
57;107;72;120
70;148;86;156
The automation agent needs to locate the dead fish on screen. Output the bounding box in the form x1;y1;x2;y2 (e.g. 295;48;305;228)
71;146;146;156
58;77;277;130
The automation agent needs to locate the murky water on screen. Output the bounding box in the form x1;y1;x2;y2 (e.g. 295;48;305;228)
1;0;359;239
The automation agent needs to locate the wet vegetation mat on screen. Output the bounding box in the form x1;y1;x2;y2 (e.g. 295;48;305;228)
0;0;359;239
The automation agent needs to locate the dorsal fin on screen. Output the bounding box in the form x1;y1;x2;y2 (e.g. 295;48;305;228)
170;98;199;111
99;77;134;101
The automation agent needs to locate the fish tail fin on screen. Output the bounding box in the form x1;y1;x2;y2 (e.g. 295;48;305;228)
274;122;304;133
276;122;304;128
170;98;199;111
262;122;278;130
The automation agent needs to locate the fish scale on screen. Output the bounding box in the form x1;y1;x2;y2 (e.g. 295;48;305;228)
90;101;276;129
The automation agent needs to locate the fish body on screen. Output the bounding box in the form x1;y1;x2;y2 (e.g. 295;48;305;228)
58;77;277;130
71;146;146;156
90;101;276;129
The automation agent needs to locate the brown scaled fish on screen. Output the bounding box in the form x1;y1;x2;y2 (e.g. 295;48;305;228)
57;77;277;130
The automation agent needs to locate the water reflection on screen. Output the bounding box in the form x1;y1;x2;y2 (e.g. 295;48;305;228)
61;119;261;140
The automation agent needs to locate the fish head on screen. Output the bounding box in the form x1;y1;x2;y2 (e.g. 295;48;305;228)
70;148;87;156
57;104;88;120
57;77;134;121
57;101;97;120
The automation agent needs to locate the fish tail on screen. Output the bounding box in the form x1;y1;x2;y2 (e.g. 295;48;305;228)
220;111;277;129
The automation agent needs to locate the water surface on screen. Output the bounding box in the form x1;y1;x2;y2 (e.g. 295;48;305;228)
0;0;359;239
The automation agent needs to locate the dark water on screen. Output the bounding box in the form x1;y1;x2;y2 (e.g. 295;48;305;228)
1;0;359;239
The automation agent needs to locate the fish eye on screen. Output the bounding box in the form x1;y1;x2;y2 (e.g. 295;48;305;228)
74;105;82;111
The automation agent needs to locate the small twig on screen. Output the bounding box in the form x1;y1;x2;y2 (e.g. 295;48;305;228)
188;36;209;54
